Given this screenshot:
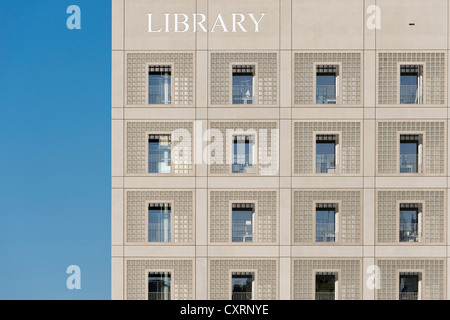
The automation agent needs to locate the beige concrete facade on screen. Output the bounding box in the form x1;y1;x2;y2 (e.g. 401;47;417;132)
112;0;450;300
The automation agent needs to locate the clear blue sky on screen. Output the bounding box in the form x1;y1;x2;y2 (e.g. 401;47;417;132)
0;0;111;299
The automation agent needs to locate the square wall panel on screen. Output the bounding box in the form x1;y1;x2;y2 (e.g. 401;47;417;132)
376;0;448;50
292;0;363;49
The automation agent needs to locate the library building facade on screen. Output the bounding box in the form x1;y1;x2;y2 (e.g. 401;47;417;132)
112;0;450;300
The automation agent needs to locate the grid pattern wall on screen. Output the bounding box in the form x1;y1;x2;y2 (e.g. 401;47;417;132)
377;190;445;244
293;52;362;105
293;121;361;174
209;190;277;244
210;53;278;105
377;121;446;175
126;259;194;300
376;259;445;300
126;121;193;175
126;190;194;244
292;259;361;300
126;52;194;105
293;190;361;244
209;121;278;175
209;259;278;300
378;52;446;105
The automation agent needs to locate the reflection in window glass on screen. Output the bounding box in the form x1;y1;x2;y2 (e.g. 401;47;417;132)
399;274;419;300
148;272;171;300
149;65;171;104
316;141;336;173
316;65;337;104
148;135;171;173
232;273;253;300
400;141;418;173
148;203;171;243
232;205;254;243
316;207;336;243
315;273;335;300
232;135;255;174
232;65;254;104
399;205;419;243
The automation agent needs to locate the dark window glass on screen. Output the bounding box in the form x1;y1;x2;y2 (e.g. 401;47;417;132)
399;274;419;300
315;274;335;300
148;272;171;300
232;273;253;300
400;65;422;104
399;205;419;243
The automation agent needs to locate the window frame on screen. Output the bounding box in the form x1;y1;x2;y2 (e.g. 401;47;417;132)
397;131;425;175
312;270;340;300
313;62;342;105
313;131;342;175
313;201;341;244
397;270;424;300
229;201;258;244
145;269;174;301
396;200;425;245
145;201;175;245
397;62;426;105
229;62;258;106
146;131;174;176
146;62;175;106
229;270;257;300
228;131;258;175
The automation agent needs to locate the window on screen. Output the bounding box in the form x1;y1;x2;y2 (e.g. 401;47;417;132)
232;65;255;105
148;272;171;300
400;65;423;104
231;272;254;300
315;272;337;300
232;203;255;243
399;272;421;300
399;134;423;173
148;134;171;174
316;203;338;243
316;134;339;174
148;203;171;243
399;203;422;243
232;135;255;174
148;65;171;104
316;65;339;104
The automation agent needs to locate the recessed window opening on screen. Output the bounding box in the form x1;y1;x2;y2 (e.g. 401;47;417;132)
400;65;423;104
399;134;422;173
148;203;171;243
316;134;339;174
149;65;172;104
316;65;339;104
232;65;255;105
232;272;254;300
232;203;255;243
148;134;172;174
